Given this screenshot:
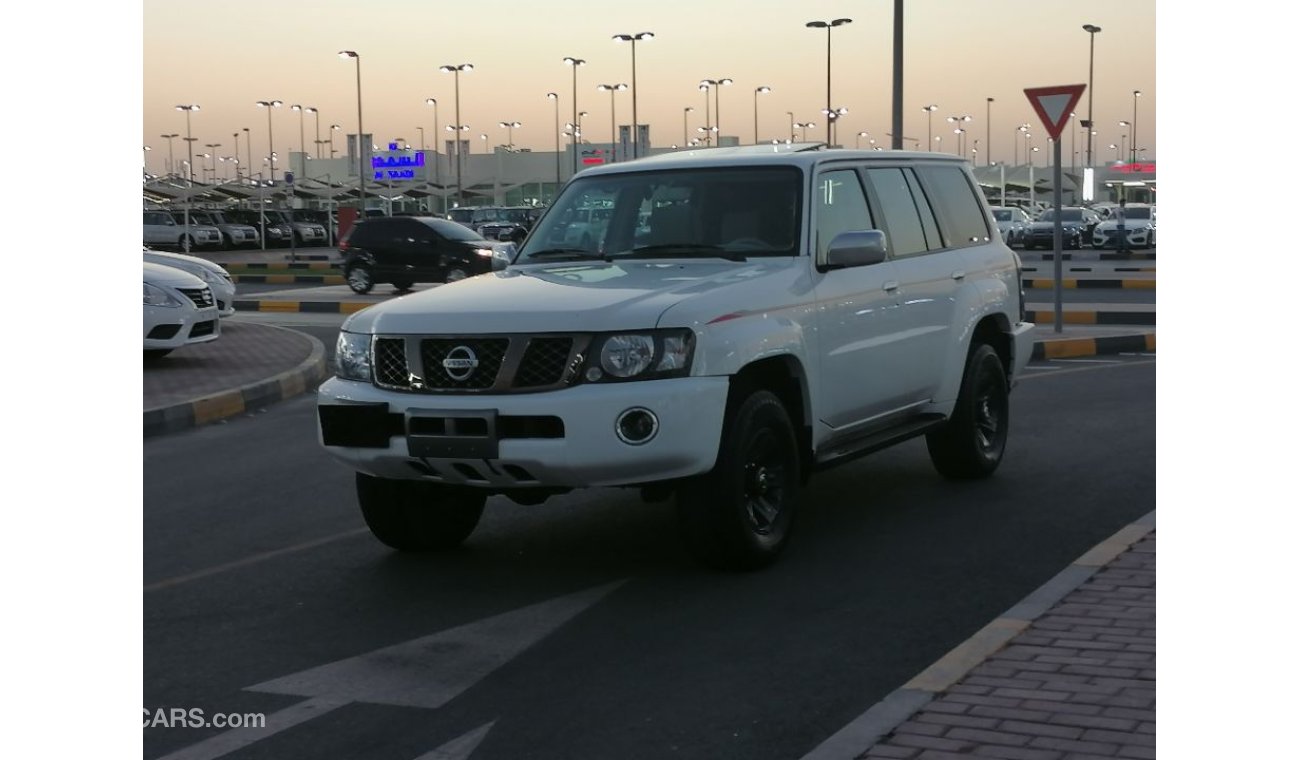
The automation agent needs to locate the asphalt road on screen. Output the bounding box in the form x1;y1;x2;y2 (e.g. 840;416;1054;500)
144;352;1155;760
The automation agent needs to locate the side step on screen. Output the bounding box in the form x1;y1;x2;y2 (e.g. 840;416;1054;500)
813;414;946;471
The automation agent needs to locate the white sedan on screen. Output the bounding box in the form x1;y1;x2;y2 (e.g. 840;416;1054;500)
144;247;237;317
144;262;221;359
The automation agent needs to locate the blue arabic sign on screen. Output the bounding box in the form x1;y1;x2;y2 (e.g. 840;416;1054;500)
372;151;425;181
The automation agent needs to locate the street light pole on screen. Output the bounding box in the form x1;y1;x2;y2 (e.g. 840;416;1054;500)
613;32;653;159
175;105;199;250
242;127;251;180
291;105;312;176
204;144;221;181
683;106;693;148
891;0;904;150
947;115;971;157
547;93;560;191
596;84;627;161
753;86;771;145
806;18;852;147
923;105;938;151
563;57;586;177
440;63;474;205
1082;24;1102;167
986;97;994;165
255;100;282;183
425;99;442;213
160;133;178;176
700;78;732;142
498;120;522;151
1131;90;1141;164
339;51;365;216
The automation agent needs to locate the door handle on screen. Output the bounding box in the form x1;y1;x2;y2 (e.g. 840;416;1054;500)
951;270;966;280
882;281;899;292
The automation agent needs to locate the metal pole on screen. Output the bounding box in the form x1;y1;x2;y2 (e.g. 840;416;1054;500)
1131;91;1140;164
1052;138;1063;333
356;57;365;216
630;39;639;159
454;70;462;204
891;0;903;150
825;26;832;145
184;109;193;249
986;97;993;165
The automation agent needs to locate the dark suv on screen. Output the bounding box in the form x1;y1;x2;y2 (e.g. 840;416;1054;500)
339;216;501;294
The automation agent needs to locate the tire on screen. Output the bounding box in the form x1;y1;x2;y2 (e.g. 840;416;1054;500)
926;344;1009;479
391;279;414;292
178;235;194;253
677;389;802;571
510;230;527;245
144;349;172;360
346;265;375;294
356;473;486;551
444;267;468;283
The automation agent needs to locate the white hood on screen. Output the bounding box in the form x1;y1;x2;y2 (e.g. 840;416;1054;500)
343;258;800;335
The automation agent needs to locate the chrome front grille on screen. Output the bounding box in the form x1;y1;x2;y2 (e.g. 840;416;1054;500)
177;287;214;309
371;334;586;394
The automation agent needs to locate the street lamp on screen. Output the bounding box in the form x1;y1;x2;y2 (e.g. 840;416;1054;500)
142;145;151;176
254;100;282;183
856;131;869;149
985;97;994;165
159;133;178;176
563;56;586;176
204;144;221;182
424;99;442;212
338;51;366;215
753;86;771;145
479;133;488;154
175;104;199;249
440;62;474;204
787;111;795;142
922;104;938;151
947;115;971;156
596;84;627;161
1131;90;1142;164
1118;120;1130;163
498;120;522;150
291;105;314;174
547;93;561;190
683;106;694;148
1082;24;1102;167
700;78;733;141
242;127;251;178
1015;124;1030;165
613;32;653;159
806;18;852;146
793;121;816;142
1108;143;1121;161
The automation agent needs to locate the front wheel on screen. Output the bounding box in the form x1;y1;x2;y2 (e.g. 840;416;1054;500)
677;389;801;571
356;473;486;551
346;265;375;294
178;235;194;253
927;344;1009;479
444;267;468;283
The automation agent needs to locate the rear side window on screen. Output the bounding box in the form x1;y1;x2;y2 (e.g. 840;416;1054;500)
864;168;929;258
917;166;992;247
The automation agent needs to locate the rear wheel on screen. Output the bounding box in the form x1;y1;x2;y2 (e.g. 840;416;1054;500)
444;267;468;283
178;235;194;253
927;344;1009;479
346;265;375;294
356;473;486;551
677;389;801;571
391;279;414;292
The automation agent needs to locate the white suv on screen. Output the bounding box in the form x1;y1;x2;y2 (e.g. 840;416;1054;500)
318;145;1034;569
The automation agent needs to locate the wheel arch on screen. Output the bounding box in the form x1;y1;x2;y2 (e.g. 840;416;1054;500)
728;354;813;483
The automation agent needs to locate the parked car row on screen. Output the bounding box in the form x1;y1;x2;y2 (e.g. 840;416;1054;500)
446;205;543;244
143;208;330;251
988;203;1155;250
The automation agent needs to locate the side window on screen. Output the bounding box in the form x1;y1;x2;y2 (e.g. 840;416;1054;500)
903;170;943;250
815;169;873;264
916;166;991;247
864;168;929;257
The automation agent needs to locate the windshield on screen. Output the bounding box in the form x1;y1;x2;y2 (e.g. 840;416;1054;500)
991;210;1012;221
447;208;475;222
517;166;802;263
1038;208;1084;222
421;218;487;242
1121;207;1152;220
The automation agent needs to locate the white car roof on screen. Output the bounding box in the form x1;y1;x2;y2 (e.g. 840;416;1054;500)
575;144;966;178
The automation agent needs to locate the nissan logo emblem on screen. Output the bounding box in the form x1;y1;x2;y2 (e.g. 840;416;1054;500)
442;345;479;381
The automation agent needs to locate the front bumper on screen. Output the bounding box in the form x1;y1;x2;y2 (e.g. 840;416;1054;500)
317;375;730;488
1092;228;1153;248
143;305;221;349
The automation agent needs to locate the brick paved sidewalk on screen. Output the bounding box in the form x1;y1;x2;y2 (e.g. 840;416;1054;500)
859;532;1156;760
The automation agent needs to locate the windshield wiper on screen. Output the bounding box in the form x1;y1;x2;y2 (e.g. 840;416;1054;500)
625;243;746;262
524;248;611;262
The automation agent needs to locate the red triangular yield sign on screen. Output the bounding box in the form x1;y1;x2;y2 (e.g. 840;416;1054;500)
1024;84;1087;141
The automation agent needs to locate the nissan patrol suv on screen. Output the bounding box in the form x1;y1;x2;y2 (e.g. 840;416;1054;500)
318;145;1034;570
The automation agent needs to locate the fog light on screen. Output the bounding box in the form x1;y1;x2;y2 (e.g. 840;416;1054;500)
615;407;658;445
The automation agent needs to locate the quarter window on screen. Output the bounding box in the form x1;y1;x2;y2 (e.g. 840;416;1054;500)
917;166;991;247
815;169;874;264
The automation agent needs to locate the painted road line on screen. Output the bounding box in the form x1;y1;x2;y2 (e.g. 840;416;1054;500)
411;722;497;760
801;511;1156;760
144;528;371;593
1051;358;1121;363
155;697;350;760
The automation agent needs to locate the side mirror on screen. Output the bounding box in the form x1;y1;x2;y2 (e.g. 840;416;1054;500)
824;230;888;270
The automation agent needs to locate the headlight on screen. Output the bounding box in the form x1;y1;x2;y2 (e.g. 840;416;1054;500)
586;329;694;382
143;282;184;308
474;248;495;258
492;245;514;270
335;332;372;381
198;268;226;284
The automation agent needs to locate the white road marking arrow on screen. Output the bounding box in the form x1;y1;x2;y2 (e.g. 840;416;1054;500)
412;720;497;760
153;581;623;760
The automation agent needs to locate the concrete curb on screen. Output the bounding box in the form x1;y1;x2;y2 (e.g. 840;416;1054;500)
227;262;336;270
232;274;345;285
1032;331;1155;360
143;329;328;438
799;511;1157;760
1022;278;1155;290
232;299;373;314
1024;308;1155;326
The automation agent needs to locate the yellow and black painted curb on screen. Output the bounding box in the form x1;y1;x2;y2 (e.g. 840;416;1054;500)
232;274;345;285
800;511;1157;760
233;299;374;314
143;332;328;438
1031;331;1155;360
227;261;336;270
1024;308;1155;326
1022;278;1155;290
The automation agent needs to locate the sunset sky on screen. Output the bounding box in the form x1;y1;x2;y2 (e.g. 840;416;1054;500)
142;0;1155;172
